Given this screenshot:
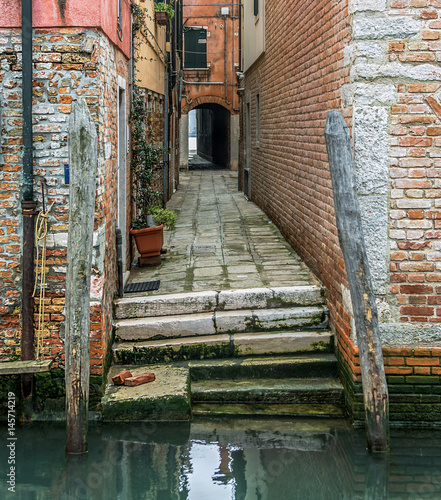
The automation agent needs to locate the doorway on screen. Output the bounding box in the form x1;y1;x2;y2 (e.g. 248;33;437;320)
189;104;230;169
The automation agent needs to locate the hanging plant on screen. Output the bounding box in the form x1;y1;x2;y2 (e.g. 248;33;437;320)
154;2;175;24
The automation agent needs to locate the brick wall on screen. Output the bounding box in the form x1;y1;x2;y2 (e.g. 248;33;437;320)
243;0;352;348
243;0;441;422
0;27;130;379
339;330;441;422
347;0;441;343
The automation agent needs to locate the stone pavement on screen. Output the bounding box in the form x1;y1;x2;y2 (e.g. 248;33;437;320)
126;170;320;297
188;153;223;170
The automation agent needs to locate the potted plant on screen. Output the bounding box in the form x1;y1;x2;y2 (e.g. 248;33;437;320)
150;206;177;230
129;89;177;260
154;3;175;25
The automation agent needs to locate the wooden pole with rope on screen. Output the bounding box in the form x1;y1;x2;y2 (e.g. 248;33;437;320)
33;182;54;360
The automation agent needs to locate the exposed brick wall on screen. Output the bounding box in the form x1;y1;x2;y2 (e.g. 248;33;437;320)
0;27;130;377
243;0;352;348
347;1;441;343
339;339;441;423
243;0;441;421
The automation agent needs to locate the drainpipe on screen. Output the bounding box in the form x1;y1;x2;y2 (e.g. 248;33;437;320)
163;56;170;208
223;15;230;105
22;0;37;399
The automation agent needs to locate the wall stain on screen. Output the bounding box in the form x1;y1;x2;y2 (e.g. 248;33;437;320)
57;0;67;23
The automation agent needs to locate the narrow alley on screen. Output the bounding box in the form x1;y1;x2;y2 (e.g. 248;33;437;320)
125;170;319;296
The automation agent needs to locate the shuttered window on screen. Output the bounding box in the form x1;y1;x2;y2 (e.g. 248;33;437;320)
184;29;207;69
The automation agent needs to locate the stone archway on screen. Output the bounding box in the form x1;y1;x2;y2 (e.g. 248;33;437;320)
180;97;237;170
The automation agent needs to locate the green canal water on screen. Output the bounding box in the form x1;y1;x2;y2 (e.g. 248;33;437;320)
1;418;441;499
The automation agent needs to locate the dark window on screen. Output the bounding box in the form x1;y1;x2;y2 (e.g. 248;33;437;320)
184;28;207;69
254;0;259;16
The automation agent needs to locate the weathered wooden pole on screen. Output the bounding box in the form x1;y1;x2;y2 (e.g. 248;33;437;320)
65;99;97;454
325;110;389;452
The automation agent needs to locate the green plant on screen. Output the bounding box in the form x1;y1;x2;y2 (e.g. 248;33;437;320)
150;207;177;230
154;2;175;20
131;88;164;229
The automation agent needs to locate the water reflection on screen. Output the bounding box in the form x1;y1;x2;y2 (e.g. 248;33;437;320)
1;419;441;499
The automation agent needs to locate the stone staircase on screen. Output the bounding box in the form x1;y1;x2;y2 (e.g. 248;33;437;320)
102;286;345;420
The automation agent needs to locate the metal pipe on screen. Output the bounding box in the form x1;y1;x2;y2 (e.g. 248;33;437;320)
116;228;123;298
22;0;33;203
224;15;230;105
21;0;37;374
232;2;235;110
163;58;170;207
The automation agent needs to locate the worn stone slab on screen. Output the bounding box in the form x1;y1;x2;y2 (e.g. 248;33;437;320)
114;291;217;319
233;331;333;356
271;286;324;306
0;359;52;375
102;364;190;421
115;312;216;341
112;334;233;365
214;310;254;333
191;378;344;405
353;14;420;40
252;307;326;330
218;288;273;310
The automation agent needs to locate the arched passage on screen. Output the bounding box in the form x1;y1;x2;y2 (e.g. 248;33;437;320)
180;98;237;171
194;103;230;168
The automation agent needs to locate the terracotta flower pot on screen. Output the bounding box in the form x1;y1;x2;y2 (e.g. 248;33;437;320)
155;11;168;25
130;224;164;257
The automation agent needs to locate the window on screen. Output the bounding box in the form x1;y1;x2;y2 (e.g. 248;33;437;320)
184;28;207;69
254;0;259;16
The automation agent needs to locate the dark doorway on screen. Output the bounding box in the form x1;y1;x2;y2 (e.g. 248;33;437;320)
192;103;230;169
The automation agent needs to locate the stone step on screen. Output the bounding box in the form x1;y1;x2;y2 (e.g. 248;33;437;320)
113;330;334;365
188;354;338;381
114;305;328;342
191;378;344;405
114;286;324;319
102;364;191;422
191;403;345;418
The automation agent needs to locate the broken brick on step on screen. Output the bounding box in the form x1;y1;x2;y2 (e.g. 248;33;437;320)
124;373;156;387
112;370;132;385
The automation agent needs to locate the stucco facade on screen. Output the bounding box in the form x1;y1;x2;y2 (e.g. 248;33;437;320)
179;0;241;170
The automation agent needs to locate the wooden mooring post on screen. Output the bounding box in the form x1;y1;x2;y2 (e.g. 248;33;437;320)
325;111;390;452
65;99;97;454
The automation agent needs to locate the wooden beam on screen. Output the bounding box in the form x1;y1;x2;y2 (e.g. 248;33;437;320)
0;360;52;375
325;110;390;452
65;99;97;455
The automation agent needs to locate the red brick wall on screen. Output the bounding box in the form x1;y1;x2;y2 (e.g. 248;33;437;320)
243;0;352;343
389;53;441;322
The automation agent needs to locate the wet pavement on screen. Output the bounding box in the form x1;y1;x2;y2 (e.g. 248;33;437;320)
126;170;319;296
188;152;223;170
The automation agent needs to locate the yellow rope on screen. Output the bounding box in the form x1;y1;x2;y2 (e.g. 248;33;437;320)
33;202;54;360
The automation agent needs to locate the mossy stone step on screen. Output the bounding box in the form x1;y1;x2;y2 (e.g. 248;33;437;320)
191;378;344;405
114;286;324;320
188;354;338;381
192;403;345;418
112;330;333;365
114;306;327;342
102;364;191;422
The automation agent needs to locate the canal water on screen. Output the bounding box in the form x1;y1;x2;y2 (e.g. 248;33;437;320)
1;418;441;499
